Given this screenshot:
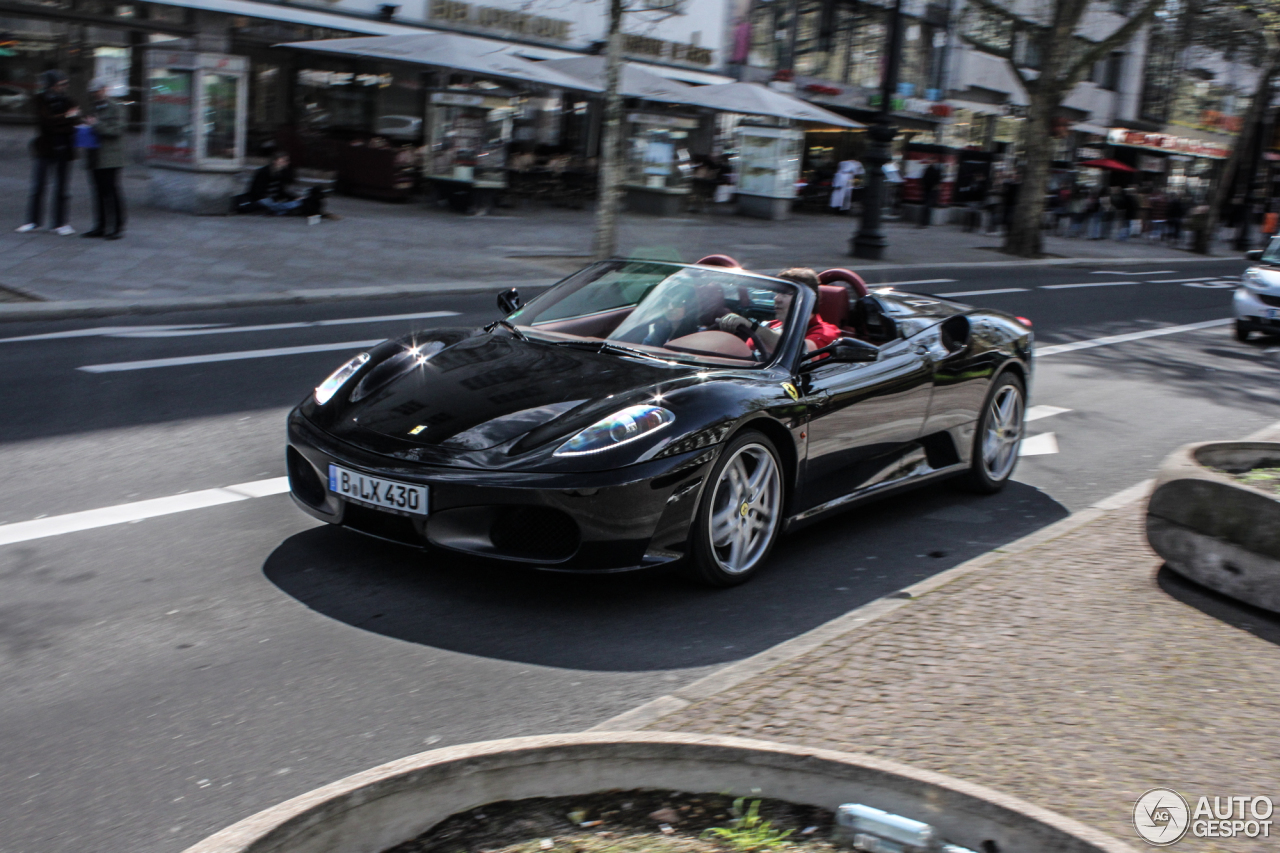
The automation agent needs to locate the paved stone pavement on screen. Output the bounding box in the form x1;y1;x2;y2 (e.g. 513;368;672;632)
646;498;1280;852
0;129;1237;305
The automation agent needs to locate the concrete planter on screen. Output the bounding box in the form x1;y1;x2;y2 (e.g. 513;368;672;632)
181;732;1136;853
1148;441;1280;612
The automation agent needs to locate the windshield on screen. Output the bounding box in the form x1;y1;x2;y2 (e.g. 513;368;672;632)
1262;236;1280;265
506;260;799;365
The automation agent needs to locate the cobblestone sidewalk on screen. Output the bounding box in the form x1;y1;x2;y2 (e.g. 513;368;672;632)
647;500;1280;852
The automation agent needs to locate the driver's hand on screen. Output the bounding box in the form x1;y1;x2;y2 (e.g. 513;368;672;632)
716;313;752;335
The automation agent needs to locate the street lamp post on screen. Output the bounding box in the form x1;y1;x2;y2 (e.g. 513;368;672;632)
852;0;905;260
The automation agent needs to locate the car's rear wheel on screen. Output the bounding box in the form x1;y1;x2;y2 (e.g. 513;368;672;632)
1236;320;1252;342
687;431;784;587
962;372;1025;494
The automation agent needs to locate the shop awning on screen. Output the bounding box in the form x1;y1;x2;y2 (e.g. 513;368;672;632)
1071;122;1111;136
947;99;1008;117
540;57;699;106
275;33;603;92
685;83;862;127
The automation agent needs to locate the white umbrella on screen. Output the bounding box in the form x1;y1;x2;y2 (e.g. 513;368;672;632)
539;56;699;106
276;33;602;92
690;82;862;127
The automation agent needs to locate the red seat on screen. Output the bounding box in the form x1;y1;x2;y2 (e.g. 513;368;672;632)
817;285;851;329
818;268;869;298
695;254;741;268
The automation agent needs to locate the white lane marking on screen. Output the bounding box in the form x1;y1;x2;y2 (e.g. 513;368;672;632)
1037;318;1231;357
0;324;228;343
1018;432;1059;456
1091;270;1175;275
78;339;384;373
1183;280;1238;289
112;310;460;338
1025;405;1071;422
876;278;958;287
0;477;290;547
1041;280;1138;289
936;288;1028;297
1148;276;1221;283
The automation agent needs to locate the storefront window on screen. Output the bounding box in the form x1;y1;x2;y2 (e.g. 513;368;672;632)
202;72;239;159
624;115;696;191
149;68;195;163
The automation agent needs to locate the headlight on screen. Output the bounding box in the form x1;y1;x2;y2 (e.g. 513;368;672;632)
314;352;370;405
1245;268;1266;290
554;405;674;456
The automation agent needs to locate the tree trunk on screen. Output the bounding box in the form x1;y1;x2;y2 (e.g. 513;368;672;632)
1196;50;1279;255
592;0;626;262
1004;100;1056;257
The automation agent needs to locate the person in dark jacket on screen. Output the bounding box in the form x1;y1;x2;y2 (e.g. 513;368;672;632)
18;69;79;234
920;161;942;227
248;152;305;215
81;77;127;239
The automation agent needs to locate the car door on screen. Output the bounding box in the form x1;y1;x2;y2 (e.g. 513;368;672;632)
796;336;934;512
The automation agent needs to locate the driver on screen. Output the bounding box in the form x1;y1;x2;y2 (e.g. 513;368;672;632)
716;267;841;353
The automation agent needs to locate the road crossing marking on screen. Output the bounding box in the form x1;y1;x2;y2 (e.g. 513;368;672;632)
0;477;291;547
1026;405;1071;422
1018;432;1059;456
1042;280;1138;289
1036;318;1231;357
112;310;460;338
936;288;1028;297
78;339;385;373
0;324;228;343
1091;270;1175;275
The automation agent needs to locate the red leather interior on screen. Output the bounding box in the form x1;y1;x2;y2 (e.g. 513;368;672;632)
818;268;869;298
817;285;851;329
664;331;754;359
695;254;741;268
532;305;631;338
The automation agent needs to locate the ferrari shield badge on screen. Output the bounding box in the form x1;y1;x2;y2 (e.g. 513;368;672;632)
781;382;799;401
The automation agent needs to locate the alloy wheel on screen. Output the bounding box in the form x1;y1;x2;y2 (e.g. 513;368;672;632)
982;383;1024;482
707;443;782;575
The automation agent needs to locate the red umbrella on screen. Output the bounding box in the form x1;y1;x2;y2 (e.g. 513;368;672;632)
1078;158;1136;172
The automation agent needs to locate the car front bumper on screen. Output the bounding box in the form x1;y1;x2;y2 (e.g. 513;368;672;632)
287;409;716;572
1234;286;1280;333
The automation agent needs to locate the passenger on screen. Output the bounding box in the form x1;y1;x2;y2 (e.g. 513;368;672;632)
716;267;841;353
610;282;705;348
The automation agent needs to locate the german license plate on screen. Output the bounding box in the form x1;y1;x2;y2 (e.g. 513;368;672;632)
328;464;428;516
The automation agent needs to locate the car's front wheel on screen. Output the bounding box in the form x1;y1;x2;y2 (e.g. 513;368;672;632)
962;371;1025;494
688;431;784;587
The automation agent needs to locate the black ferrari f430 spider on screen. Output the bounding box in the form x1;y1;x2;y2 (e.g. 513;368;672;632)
287;257;1032;585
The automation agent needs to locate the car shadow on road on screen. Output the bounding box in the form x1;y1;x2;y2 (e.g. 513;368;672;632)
262;479;1069;672
1156;565;1280;646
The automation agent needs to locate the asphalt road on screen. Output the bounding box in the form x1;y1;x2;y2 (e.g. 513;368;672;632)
2;255;1278;853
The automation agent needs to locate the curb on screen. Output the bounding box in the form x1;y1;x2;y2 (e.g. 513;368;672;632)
590;418;1280;734
848;253;1242;274
0;278;560;323
180;732;1140;853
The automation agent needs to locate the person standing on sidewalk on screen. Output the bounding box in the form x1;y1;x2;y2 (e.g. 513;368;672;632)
81;78;126;240
17;70;79;235
919;161;942;227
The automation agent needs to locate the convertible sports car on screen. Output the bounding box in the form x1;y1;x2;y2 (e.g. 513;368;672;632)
287;256;1033;586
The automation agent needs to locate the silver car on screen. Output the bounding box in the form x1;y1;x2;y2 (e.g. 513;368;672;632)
1236;238;1280;341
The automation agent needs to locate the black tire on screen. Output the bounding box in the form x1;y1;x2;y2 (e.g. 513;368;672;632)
1236;320;1252;342
962;371;1026;494
687;430;785;587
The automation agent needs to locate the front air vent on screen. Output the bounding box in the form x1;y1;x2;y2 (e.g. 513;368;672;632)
489;507;580;562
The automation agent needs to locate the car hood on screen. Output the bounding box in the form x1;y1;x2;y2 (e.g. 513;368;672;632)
324;331;699;459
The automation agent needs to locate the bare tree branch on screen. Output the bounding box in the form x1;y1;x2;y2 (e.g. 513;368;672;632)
1061;0;1166;88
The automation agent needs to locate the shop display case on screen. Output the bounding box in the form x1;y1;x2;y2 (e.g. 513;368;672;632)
426;91;514;189
623;112;696;216
733;125;803;220
146;50;248;214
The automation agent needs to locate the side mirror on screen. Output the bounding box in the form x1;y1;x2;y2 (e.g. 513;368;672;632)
497;287;522;315
801;336;880;368
1246;249;1264;261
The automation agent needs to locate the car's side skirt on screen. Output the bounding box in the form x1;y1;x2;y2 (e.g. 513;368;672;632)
782;457;969;532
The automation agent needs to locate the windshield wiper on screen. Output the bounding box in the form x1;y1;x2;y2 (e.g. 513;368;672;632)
549;338;671;363
484;319;529;342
